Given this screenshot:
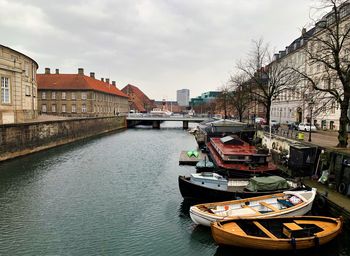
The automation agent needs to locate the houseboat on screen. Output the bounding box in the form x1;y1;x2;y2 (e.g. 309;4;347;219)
207;135;278;177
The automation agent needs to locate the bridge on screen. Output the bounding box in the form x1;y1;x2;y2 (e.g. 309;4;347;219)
126;114;209;129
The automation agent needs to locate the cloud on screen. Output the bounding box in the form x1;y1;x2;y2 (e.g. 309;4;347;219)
0;0;312;100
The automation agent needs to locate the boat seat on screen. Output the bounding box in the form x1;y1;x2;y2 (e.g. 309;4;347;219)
253;221;278;240
241;205;262;215
259;201;280;212
283;222;311;238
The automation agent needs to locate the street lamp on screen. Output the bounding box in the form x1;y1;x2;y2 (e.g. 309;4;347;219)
308;99;315;142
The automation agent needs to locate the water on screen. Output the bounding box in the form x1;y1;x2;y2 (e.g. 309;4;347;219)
0;122;349;256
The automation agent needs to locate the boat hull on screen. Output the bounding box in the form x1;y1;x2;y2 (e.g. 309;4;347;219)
190;189;316;227
211;216;343;250
190;195;314;227
178;175;307;203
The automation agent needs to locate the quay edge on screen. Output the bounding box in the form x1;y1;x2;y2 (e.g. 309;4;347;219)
0;116;126;162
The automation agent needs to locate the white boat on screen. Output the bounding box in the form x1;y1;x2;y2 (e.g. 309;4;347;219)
150;108;173;116
189;188;316;227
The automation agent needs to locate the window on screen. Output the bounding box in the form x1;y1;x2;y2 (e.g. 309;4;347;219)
33;86;37;97
42;91;46;99
62;92;66;100
52;91;56;100
331;101;335;114
82;104;87;113
62;104;66;113
1;77;10;104
72;104;76;113
82;92;87;100
41;104;47;113
25;85;31;96
71;92;76;100
52;104;56;113
25;63;29;77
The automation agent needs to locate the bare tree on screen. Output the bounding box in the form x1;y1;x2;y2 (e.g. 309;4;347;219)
237;39;296;124
227;74;251;122
215;87;229;119
291;0;350;147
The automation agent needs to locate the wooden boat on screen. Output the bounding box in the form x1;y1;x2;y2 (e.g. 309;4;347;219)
211;216;343;250
190;189;316;227
207;136;278;177
178;173;307;202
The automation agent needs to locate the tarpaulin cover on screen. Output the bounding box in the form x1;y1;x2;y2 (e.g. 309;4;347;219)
245;176;290;192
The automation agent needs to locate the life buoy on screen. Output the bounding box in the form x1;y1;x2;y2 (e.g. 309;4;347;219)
316;195;327;209
338;182;347;195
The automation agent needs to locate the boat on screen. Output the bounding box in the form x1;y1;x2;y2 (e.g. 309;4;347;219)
211;216;343;250
195;158;215;172
207;135;278;177
190;189;316;227
194;119;250;148
178;173;307;202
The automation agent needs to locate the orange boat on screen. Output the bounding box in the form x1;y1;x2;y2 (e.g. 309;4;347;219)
211;216;343;250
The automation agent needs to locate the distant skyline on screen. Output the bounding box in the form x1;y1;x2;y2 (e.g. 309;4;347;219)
1;0;320;100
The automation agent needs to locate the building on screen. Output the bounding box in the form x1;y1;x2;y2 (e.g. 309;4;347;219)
0;44;39;124
121;84;155;113
176;89;190;106
270;2;350;130
37;68;129;117
189;91;220;115
270;28;314;125
154;100;182;113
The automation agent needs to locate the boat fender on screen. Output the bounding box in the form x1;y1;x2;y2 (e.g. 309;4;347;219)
338;182;347;195
224;205;229;211
314;235;320;247
316;195;327;209
290;237;296;251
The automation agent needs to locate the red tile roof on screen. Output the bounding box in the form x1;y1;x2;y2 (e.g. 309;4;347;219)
121;84;155;112
37;74;128;98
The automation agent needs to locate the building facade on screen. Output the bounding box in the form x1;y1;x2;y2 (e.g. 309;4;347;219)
270;2;350;130
176;89;190;107
37;68;129;117
121;84;155;113
0;44;39;124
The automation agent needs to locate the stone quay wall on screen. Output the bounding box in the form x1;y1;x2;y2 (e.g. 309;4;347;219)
0;116;126;161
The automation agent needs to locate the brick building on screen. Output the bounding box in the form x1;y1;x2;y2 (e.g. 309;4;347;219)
37;68;129;117
121;84;155;112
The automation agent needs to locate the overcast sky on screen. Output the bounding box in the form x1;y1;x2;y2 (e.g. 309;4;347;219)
0;0;319;100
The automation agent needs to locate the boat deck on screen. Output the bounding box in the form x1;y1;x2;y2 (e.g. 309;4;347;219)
179;151;208;165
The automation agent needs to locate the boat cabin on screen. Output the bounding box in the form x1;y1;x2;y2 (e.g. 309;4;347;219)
190;172;228;190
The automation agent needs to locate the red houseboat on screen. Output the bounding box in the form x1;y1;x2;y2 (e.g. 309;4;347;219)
207;135;278;177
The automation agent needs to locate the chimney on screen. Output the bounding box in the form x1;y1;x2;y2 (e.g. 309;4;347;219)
55;69;59;74
106;78;110;84
302;28;306;35
101;78;104;82
45;67;50;74
78;68;84;75
90;72;95;78
112;81;116;86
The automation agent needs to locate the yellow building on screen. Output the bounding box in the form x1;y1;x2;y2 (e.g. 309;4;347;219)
37;68;129;117
0;44;39;124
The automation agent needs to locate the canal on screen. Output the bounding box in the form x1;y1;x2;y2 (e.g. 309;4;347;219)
0;122;349;256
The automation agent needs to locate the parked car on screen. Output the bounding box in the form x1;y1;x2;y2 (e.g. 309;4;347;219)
288;122;299;130
255;117;266;124
298;123;317;132
270;120;279;126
